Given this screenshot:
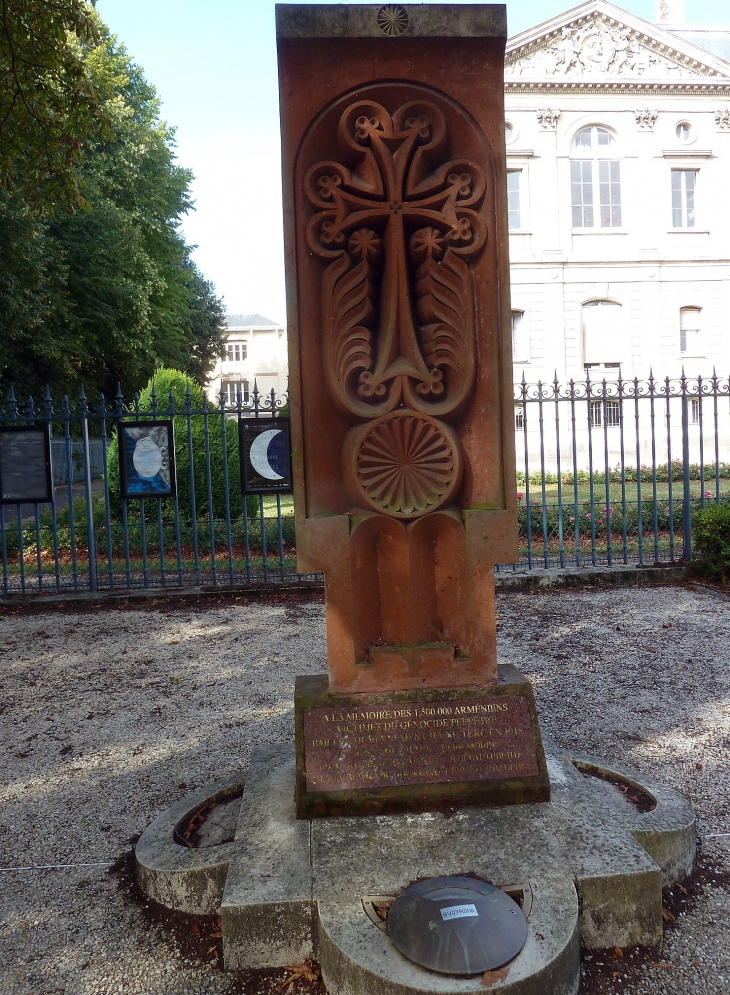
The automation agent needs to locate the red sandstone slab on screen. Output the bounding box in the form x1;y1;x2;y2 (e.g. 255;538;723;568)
294;666;550;818
304;695;539;792
277;4;518;694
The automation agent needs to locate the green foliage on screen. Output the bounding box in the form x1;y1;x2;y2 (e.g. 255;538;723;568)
0;13;225;399
105;369;242;521
0;0;105;212
516;461;730;488
692;503;730;581
516;495;723;541
183;263;227;386
2;494;294;561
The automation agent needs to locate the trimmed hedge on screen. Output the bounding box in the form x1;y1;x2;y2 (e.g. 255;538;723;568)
516;461;730;487
692;503;730;580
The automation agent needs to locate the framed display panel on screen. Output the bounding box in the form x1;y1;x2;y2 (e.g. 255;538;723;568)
0;425;53;505
239;418;292;494
118;421;176;500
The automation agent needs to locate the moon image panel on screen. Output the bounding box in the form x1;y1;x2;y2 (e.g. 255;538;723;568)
132;436;163;479
249;429;285;480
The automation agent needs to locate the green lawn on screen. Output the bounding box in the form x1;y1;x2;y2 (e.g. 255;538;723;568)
520;479;730;505
260;494;294;513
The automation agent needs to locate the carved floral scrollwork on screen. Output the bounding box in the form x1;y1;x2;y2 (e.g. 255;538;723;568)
305;98;486;420
634;108;658;131
716;109;730;132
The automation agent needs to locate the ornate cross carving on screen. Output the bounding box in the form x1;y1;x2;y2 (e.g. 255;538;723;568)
305;99;486;419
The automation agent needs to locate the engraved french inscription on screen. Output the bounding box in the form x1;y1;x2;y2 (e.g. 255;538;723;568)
303;696;539;792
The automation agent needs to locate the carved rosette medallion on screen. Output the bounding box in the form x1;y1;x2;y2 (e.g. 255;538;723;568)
304;93;486;519
345;411;461;519
377;5;409;36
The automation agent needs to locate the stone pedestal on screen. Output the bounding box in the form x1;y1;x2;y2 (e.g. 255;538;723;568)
295;664;550;817
135;741;696;995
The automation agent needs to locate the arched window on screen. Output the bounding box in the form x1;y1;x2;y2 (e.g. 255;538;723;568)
582;300;623;367
570;126;621;229
679;307;702;356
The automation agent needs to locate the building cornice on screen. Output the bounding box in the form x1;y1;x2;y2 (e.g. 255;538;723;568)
505;82;730;94
505;0;730;95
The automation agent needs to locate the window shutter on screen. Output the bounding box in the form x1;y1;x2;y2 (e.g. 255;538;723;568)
512;311;529;363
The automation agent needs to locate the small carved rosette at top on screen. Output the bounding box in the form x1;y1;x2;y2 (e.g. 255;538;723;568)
304;96;487;519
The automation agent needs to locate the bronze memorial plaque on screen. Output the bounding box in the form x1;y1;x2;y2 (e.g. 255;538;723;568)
303;695;539;792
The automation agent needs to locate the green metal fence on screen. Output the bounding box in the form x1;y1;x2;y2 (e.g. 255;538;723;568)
0;373;727;595
506;370;730;571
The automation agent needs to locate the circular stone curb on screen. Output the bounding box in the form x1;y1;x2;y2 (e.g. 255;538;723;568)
565;751;697;886
135;774;245;914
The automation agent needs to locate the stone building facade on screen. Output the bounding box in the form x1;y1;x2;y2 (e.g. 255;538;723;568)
207;313;288;407
505;0;730;387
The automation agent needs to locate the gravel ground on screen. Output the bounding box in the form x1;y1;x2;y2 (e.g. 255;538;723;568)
0;585;728;995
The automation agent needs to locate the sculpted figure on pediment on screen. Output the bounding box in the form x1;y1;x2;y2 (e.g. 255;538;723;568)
505;18;711;79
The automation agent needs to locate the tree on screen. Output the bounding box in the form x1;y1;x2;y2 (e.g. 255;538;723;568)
183;263;227;386
0;12;226;401
0;0;105;213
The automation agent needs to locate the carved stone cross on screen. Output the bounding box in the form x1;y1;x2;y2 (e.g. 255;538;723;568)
305;99;485;419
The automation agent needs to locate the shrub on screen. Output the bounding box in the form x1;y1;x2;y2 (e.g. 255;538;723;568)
692;503;730;581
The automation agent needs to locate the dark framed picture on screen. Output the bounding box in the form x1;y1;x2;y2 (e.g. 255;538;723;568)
0;425;53;505
239;418;292;494
118;421;176;499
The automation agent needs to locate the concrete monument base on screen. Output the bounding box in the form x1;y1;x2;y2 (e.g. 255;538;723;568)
136;739;695;995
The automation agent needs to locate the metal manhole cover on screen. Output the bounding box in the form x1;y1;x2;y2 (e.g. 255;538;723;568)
387;875;527;975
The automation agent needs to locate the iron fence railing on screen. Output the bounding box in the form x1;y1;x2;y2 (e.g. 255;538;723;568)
504;370;730;571
0;373;727;596
51;439;104;485
0;383;316;595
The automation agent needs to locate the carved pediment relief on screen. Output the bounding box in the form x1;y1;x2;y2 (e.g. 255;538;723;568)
506;15;720;81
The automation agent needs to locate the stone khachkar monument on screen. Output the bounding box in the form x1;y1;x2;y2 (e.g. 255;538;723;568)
135;8;696;994
279;2;551;817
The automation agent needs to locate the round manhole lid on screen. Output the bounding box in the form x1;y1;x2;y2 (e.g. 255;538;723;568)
388;876;527;975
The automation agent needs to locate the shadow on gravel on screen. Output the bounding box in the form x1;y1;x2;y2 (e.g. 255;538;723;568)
109;837;328;995
579;848;730;994
0;589;325;618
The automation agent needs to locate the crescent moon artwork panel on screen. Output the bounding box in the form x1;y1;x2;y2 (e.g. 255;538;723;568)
240;420;293;494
